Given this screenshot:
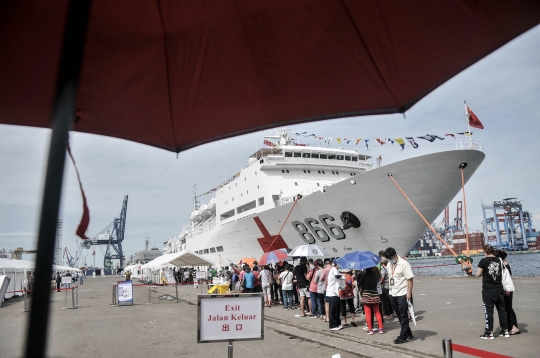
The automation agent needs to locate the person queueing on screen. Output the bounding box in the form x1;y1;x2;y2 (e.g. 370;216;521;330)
385;247;414;344
338;269;357;326
477;245;509;339
243;267;255;293
495;250;520;335
280;265;294;310
326;260;342;331
358;266;384;334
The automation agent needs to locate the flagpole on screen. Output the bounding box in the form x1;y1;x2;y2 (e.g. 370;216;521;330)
464;100;472;148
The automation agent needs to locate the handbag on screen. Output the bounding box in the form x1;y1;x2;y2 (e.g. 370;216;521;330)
500;258;515;293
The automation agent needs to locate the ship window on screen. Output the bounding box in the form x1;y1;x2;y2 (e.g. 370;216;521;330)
345;155;351;161
258;197;264;206
317;183;320;186
237;200;256;213
272;195;280;202
328;154;336;159
308;170;311;173
322;171;325;174
216;246;224;252
320;154;327;159
225;201;228;204
286;170;289;173
282;170;285;173
295;182;298;186
293;152;301;157
336;172;339;175
232;197;234;201
318;171;321;174
332;171;335;174
352;156;358;162
247;190;248;194
204;249;209;254
220;209;235;220
303;170;306;173
241;193;243;197
235;183;237;186
337;155;344;160
245;177;246;181
350;173;353;176
285;152;292;157
210;247;216;253
311;153;319;159
255;172;257;175
302;153;310;158
257;185;259;189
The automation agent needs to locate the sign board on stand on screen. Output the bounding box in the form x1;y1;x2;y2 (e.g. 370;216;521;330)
195;271;206;279
117;280;133;306
198;293;264;343
61;276;72;284
0;276;11;307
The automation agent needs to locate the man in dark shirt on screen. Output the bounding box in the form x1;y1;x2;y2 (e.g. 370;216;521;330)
293;256;309;316
476;244;508;339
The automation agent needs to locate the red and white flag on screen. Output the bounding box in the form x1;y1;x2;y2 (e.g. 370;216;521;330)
263;139;275;147
466;106;484;129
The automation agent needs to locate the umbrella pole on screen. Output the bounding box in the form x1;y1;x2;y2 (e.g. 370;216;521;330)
25;1;91;357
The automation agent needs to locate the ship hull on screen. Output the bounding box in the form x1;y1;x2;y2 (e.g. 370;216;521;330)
186;150;485;266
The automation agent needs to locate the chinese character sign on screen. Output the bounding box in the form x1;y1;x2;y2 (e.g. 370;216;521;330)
198;294;263;342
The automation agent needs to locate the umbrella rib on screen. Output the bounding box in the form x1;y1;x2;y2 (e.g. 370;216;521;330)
156;0;179;152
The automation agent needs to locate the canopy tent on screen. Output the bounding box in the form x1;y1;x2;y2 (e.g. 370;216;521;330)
1;1;539;152
141;250;214;270
52;265;81;273
2;1;539;355
0;259;35;300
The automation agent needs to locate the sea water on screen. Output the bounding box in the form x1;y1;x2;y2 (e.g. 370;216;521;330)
408;252;540;277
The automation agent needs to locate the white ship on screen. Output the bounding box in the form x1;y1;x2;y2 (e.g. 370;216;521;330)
164;129;484;266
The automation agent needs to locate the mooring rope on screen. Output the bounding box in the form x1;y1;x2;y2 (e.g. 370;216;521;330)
265;199;298;253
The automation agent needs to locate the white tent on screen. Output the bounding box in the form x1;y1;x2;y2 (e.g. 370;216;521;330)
140;250;214;283
0;259;35;299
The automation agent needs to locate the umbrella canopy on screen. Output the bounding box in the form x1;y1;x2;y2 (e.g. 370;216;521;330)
335;251;381;270
1;1;539;152
258;250;291;266
238;258;257;268
289;244;330;258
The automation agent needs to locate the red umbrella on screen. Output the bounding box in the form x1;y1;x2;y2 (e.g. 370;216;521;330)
258;250;291;266
1;2;539;356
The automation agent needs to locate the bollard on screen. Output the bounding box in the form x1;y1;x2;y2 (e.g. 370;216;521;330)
442;338;453;358
175;283;179;303
439;265;444;280
416;266;421;282
111;284;117;306
228;340;233;358
75;286;80;307
22;288;30;313
146;283;152;305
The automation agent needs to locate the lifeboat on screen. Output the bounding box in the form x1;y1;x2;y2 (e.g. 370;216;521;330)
198;204;211;219
190;210;202;222
207;198;217;213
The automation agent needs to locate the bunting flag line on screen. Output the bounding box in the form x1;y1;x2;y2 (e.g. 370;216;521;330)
336;138;341;144
466;106;484;129
375;138;386;145
394;138;405;150
417;134;437;142
355;138;362;145
405;137;419;148
365;139;369;150
386;138;395;145
445;134;455;139
457;132;472;136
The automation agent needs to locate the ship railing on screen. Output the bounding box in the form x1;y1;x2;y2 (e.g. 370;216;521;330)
273;186;323;207
263;155;373;169
454;139;481;151
409;262;468;279
186;221;216;239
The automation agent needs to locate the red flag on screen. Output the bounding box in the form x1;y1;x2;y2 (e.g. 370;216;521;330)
263;139;275;147
375;138;386;145
467;106;484;129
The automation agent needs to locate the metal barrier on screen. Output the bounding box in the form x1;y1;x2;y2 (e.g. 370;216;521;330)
442;338;452;358
111;284;117;306
146;283;152;305
22;288;30;313
63;287;78;310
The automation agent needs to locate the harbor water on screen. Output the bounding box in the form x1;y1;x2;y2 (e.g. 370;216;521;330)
408;252;540;277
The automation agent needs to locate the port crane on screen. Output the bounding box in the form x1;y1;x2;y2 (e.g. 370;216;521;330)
82;195;128;273
63;247;75;267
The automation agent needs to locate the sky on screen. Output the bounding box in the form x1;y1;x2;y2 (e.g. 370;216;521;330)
1;26;539;267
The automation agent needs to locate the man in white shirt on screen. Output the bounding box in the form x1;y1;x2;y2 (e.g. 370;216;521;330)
385;247;414;344
325;260;342;331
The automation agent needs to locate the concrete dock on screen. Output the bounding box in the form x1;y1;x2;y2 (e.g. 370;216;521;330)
1;275;538;357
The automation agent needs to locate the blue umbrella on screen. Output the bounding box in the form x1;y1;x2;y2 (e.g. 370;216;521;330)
335;251;381;270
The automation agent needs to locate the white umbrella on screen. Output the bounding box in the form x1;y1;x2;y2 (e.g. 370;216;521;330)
288;244;329;258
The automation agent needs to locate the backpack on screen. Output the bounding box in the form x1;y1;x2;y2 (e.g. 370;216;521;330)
232;273;238;282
